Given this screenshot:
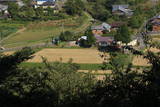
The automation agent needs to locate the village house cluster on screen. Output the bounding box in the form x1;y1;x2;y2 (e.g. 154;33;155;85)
0;0;63;18
0;0;24;18
0;2;141;49
72;4;138;48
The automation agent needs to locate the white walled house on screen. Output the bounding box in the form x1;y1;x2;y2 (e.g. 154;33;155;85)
34;0;56;8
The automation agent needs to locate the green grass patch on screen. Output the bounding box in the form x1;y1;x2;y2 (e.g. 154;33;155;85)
20;62;102;70
0;20;26;39
79;64;102;70
20;62;150;71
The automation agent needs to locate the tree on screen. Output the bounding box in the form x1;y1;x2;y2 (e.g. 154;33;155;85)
0;47;34;83
35;7;44;19
79;29;96;47
59;31;74;41
129;16;143;28
8;3;19;19
91;3;111;21
46;7;54;16
115;25;131;44
0;54;95;107
19;6;35;20
64;0;85;15
85;29;96;46
109;52;132;72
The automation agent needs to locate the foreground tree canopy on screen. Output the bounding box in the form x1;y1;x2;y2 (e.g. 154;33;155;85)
0;46;160;107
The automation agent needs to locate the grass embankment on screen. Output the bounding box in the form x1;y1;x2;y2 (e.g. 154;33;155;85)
2;13;93;48
21;62;150;71
0;20;26;40
21;62;102;70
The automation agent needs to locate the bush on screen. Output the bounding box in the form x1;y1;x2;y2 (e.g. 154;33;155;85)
59;31;75;41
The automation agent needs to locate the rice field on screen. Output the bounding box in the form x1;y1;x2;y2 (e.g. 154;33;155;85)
27;48;106;64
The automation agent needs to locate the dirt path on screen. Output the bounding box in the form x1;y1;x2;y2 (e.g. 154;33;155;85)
1;27;26;43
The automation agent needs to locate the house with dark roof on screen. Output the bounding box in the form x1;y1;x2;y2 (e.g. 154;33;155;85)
149;15;160;32
91;23;111;35
93;34;114;47
112;5;133;16
110;21;126;29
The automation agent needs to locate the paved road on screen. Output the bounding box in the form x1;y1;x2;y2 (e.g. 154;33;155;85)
0;43;54;53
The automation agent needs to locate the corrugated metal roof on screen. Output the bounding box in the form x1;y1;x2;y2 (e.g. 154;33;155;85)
102;23;111;30
0;4;8;11
112;5;129;12
91;23;111;31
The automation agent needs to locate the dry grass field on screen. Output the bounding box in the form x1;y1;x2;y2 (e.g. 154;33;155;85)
132;56;150;66
4;47;160;66
148;47;160;53
27;48;159;66
2;51;15;55
28;48;106;64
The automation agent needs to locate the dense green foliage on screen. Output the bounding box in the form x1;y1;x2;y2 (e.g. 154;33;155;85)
86;0;147;21
64;0;85;15
0;26;17;39
59;31;75;41
7;2;66;21
114;25;131;43
1;45;160;107
2;0;160;106
79;29;96;47
109;52;132;71
0;48;95;107
129;15;143;28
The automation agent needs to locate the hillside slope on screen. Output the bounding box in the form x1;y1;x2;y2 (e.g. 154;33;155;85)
2;12;93;48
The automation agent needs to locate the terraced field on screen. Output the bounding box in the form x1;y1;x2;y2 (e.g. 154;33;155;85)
2;13;92;48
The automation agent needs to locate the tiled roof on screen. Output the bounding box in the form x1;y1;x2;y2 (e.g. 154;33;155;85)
91;23;111;31
110;22;126;28
0;4;8;11
94;35;114;43
112;5;129;12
